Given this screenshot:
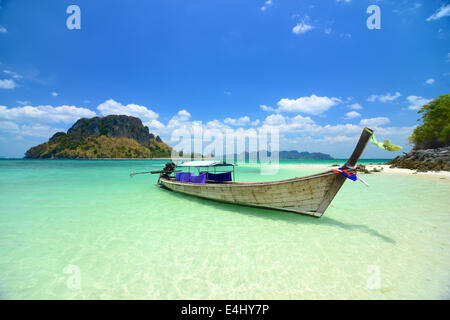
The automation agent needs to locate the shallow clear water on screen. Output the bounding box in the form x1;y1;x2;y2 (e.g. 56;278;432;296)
0;159;449;299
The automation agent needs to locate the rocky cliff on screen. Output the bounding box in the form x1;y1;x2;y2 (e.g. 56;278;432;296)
25;115;172;159
388;147;450;171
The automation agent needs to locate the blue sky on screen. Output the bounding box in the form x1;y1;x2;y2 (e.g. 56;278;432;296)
0;0;449;158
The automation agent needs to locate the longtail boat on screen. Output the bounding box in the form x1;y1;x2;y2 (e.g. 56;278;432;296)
144;127;374;218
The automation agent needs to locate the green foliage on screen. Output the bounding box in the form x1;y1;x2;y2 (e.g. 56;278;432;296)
409;94;450;149
99;124;108;136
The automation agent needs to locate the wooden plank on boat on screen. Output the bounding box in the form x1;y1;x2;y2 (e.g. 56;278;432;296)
316;174;346;215
344;127;374;168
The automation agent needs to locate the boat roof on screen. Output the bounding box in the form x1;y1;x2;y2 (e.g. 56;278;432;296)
177;160;234;167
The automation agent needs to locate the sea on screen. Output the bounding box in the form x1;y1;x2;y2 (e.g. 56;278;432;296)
0;159;449;299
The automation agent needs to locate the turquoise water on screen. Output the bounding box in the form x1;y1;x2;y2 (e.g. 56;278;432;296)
0;159;449;299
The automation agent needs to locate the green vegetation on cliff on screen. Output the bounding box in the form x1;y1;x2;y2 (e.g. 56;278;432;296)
409;94;450;150
25;115;172;159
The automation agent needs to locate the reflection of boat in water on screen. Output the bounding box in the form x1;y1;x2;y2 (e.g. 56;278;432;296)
155;127;374;218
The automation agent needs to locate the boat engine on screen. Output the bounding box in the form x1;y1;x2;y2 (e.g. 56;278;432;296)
161;161;176;178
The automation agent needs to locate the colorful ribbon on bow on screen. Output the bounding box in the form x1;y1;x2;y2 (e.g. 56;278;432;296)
331;163;369;187
331;167;357;181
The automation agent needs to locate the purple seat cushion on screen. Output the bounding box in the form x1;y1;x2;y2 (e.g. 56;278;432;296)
176;172;191;182
189;173;206;184
175;172;206;183
206;172;232;182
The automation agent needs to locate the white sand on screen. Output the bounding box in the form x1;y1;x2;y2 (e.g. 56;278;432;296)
300;164;450;179
365;164;450;179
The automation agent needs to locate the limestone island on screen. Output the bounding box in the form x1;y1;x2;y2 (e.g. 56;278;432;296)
25;115;172;159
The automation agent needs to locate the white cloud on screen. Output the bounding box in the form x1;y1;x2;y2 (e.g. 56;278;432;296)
97;99;159;124
135;104;417;157
276;95;341;115
345;111;361;119
260;104;275;112
348;103;363;110
16;100;30;106
0;121;19;131
264;114;286;126
261;0;273;11
367;92;401;103
370;125;416;140
0;25;7;33
323;135;355;143
3;70;21;79
146;119;165;129
224;116;251;126
0;96;415;157
425;78;435;85
0;104;96;123
164;113;234;146
427;4;450;21
0;79;16;89
261;114;320;135
170;109;191;123
394;2;422;15
292;22;313;34
19;123;64;137
204;119;224;129
51;92;58;97
177;109;191;118
406;95;432;110
359;117;390;127
255;112;411;156
0;120;63;137
163;109;193;134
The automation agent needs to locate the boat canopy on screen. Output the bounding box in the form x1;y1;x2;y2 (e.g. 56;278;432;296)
177;160;234;167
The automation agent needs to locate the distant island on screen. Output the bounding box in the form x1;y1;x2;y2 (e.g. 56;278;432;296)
230;150;333;160
25;115;172;159
279;150;333;160
24;114;334;160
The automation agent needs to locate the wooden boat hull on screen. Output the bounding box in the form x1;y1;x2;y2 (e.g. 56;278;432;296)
159;171;342;217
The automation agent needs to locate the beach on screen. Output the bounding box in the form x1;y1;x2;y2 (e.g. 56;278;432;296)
296;164;450;180
0;159;449;299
